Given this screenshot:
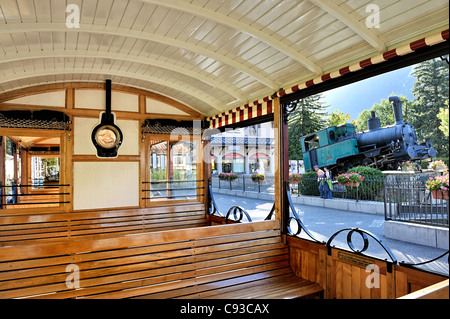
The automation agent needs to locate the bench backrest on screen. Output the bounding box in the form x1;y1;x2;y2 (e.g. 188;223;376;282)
0;202;207;246
0;220;284;299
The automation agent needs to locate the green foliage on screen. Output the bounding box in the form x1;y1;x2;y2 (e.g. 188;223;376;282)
410;56;449;157
151;169;167;181
297;171;320;196
326;110;356;127
347;166;384;201
288;94;328;160
251;173;265;182
439;157;450;168
437;102;449;137
356;96;413;131
347;166;384;179
354;56;449;158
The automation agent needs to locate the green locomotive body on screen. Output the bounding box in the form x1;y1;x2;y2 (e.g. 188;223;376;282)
301;97;436;173
302;124;359;172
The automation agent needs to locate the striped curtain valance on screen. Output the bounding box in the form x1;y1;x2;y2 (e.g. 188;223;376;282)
207;29;449;129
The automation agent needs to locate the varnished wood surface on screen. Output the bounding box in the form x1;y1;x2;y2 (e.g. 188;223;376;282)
0;220;322;299
0;203;207;246
287;235;448;299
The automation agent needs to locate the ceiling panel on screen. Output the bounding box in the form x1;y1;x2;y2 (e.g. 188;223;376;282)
0;0;448;117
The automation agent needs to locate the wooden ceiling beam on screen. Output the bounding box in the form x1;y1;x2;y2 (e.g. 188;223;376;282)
0;22;277;90
309;0;387;52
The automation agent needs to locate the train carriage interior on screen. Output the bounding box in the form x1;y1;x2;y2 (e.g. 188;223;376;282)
0;0;448;303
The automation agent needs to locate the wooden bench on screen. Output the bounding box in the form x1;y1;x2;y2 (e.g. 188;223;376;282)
0;202;207;246
0;220;323;299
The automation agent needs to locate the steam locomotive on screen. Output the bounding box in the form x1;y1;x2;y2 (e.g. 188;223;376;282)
301;96;436;173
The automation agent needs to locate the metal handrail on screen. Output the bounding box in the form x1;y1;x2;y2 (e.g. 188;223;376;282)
208;181;224;217
142;180;203;184
325;228;398;264
399;250;449;268
225;206;253;223
286;181;324;243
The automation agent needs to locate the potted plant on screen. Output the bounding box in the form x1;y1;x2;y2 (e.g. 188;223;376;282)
225;172;238;182
425;174;449;200
251;173;265;183
428;160;448;172
336;172;364;187
218;172;227;180
289;173;302;184
401;161;416;172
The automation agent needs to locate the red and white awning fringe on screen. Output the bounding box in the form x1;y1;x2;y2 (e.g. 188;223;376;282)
208;29;449;129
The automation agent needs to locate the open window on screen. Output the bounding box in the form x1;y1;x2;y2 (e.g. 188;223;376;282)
0;132;67;210
142;119;203;204
304;134;320;151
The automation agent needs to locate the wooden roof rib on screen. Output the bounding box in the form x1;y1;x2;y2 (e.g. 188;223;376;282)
0;0;448;118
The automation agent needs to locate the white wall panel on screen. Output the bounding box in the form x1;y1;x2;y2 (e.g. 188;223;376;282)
146;98;189;115
7;91;66;107
73;162;139;210
75;90;139;112
74;117;140;156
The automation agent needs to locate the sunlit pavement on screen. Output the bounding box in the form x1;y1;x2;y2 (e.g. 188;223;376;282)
212;193;449;275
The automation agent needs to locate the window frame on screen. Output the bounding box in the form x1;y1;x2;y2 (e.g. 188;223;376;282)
0;128;69;212
144;133;204;207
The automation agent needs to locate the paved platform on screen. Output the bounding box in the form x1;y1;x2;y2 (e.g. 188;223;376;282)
212;193;449;276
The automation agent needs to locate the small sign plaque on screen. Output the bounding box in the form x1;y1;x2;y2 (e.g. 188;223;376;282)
338;251;373;268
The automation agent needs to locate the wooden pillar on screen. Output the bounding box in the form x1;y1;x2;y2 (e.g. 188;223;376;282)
203;134;212;213
0;137;4;208
20;147;29;195
12;142;18;183
273;97;289;233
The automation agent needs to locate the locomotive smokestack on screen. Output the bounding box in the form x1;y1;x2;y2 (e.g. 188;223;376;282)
389;96;404;124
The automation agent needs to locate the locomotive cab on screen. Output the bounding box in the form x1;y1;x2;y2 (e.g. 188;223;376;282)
301;123;359;171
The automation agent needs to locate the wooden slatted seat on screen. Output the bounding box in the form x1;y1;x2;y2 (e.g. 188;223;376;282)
0;220;322;299
0;202;207;246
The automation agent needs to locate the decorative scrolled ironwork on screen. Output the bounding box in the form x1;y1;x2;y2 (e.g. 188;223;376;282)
286;182;324;243
326;228;398;264
399;250;449;268
225;206;253;224
283;100;299;123
0;110;71;131
208;181;224;217
264;203;276;220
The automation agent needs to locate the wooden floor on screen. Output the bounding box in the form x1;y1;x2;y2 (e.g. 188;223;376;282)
175;273;323;299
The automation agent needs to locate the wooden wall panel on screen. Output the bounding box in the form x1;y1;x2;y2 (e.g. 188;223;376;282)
287;235;447;299
395;265;447;297
287;236;327;290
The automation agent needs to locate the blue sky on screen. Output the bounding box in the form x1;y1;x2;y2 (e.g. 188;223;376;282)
322;65;416;120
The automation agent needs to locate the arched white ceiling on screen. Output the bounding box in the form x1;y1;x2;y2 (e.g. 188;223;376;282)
0;0;448;117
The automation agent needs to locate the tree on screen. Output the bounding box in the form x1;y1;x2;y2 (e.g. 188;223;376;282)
437;101;449;137
356;96;413;131
326;110;356;127
288;94;328;160
410;56;449;157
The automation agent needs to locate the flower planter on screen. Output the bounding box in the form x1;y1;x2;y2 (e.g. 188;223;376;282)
339;182;360;187
431;190;449;200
